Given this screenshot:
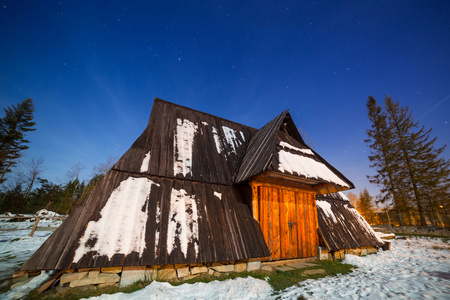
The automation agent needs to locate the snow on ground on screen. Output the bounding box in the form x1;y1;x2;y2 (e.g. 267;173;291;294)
84;277;272;300
279;237;449;300
0;213;64;283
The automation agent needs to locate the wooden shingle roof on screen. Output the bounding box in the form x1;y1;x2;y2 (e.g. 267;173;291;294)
235;111;354;193
316;192;384;251
22;99;270;271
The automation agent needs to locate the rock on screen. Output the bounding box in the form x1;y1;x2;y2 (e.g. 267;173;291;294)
275;265;295;272
211;264;235;273
288;262;316;269
145;268;156;281
60;272;88;284
191;266;208;275
157;268;178;281
319;252;329;260
367;247;378;254
89;270;100;279
247;261;261;272
120;270;146;287
208;268;214;276
213;271;227;277
260;265;275;272
176;267;190;278
11;274;28;284
101;267;122;274
70;273;120;288
12;270;28;278
361;249;368;256
302;269;327;276
234;262;247;272
182;274;200;281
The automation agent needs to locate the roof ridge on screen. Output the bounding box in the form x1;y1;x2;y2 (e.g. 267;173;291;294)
153;98;257;130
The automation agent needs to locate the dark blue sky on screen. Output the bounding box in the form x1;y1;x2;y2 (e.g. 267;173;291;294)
1;1;449;198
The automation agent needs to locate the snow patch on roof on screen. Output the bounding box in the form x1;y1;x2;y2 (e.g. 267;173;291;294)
73;177;158;263
240;131;245;141
212;127;222;153
346;205;384;243
154;200;161;256
174;118;198;176
140;151;151;173
279;141;314;156
167;188;199;260
214;191;222;200
222;126;242;154
316;200;338;223
278;150;350;187
338;191;350;201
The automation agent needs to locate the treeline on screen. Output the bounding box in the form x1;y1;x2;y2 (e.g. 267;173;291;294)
365;95;450;226
0;98;116;215
0;174;104;215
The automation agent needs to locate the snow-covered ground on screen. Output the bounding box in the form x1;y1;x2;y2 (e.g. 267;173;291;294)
84;237;450;300
1;215;449;299
0;211;64;282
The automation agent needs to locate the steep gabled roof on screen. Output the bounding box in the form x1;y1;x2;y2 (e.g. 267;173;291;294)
21;99;270;271
114;98;255;185
234;110;288;183
316;192;383;251
235;111;354;193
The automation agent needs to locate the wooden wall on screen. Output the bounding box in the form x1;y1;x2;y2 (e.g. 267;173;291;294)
251;182;318;260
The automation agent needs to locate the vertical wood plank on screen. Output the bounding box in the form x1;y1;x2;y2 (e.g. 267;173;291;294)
305;193;312;257
271;187;281;260
279;189;288;259
300;192;307;258
288;190;298;258
311;194;319;255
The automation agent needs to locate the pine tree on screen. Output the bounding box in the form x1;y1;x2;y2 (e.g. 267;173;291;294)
357;188;375;221
0;99;36;184
366;95;450;226
365;96;409;222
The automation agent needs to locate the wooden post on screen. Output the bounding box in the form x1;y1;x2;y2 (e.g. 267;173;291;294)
251;182;259;222
386;211;391;227
29;217;41;237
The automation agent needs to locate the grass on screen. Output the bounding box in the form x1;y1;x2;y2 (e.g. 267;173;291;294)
24;259;355;300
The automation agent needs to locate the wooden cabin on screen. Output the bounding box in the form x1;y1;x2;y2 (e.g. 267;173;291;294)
22;98;368;275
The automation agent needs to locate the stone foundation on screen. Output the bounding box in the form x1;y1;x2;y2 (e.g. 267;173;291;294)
316;246;380;260
21;259;276;292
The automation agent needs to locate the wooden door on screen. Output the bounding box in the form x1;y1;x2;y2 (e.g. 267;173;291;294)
252;182;318;260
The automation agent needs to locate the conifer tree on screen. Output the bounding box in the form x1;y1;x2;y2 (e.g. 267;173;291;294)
0;99;36;184
357;188;375;221
365;96;409;223
366;95;450;226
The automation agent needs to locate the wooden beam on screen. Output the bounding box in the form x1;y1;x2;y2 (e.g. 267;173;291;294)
29;217;41;237
251;182;259;222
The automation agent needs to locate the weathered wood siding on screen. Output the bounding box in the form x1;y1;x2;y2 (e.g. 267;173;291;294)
251;182;318;260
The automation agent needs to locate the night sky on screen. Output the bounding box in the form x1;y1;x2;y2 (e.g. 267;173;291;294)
1;1;449;198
